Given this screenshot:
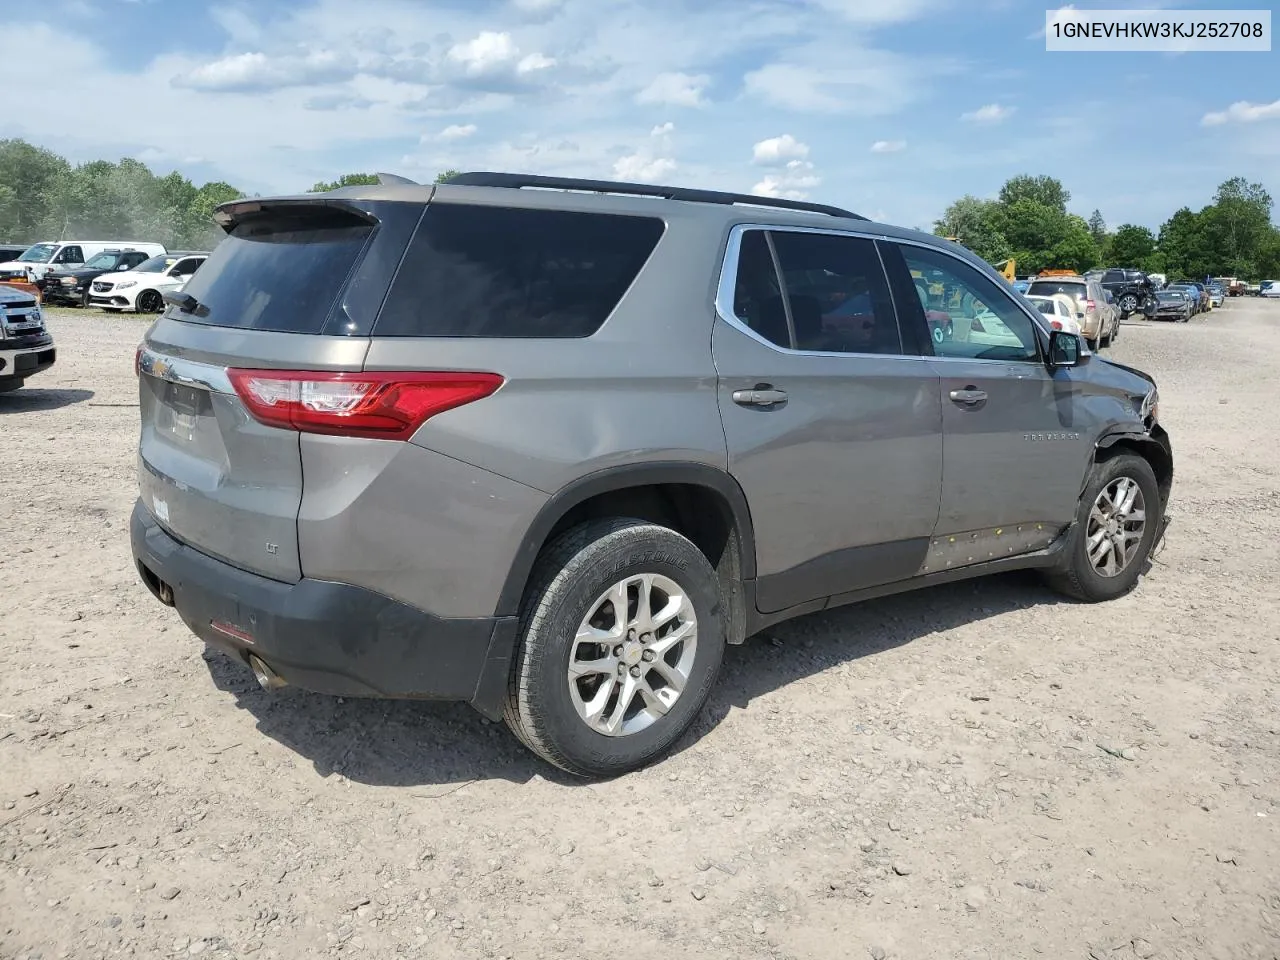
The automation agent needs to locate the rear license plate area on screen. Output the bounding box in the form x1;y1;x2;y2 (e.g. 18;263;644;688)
162;382;209;441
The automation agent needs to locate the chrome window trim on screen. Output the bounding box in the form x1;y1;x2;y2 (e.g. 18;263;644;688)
137;346;233;394
714;223;1054;365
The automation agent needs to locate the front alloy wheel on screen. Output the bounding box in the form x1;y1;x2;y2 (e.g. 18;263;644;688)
1085;477;1146;578
137;289;164;313
1044;452;1162;602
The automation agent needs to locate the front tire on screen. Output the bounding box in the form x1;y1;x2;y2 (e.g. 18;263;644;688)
1117;293;1138;316
1044;453;1162;602
137;289;164;313
504;519;725;778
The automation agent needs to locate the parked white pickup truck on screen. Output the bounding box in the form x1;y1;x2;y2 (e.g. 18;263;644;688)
0;284;56;393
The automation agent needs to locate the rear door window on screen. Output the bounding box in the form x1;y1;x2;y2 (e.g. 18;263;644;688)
175;205;376;333
768;231;902;355
375;204;665;338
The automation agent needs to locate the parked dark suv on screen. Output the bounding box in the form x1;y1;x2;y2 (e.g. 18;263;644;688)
1099;268;1157;317
130;173;1174;777
39;248;156;307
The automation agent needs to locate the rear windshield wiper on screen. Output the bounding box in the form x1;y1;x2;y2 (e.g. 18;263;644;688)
161;291;210;318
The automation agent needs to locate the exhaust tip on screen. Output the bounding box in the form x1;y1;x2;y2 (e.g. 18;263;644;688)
247;654;287;691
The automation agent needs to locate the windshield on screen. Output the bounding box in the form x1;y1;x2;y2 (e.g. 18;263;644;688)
84;252;122;270
133;255;176;273
17;243;57;263
1029;299;1055;315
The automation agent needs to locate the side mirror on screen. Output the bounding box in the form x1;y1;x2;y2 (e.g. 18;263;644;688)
1048;330;1083;368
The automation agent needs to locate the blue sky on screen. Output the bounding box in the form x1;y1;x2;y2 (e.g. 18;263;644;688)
6;0;1278;231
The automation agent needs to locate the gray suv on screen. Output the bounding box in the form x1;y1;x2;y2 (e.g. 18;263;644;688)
130;173;1174;777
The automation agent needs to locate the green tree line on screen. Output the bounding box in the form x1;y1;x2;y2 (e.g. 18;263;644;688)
936;173;1280;280
0;138;460;251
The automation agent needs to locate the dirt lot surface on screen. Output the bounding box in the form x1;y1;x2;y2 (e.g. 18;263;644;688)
3;302;1280;960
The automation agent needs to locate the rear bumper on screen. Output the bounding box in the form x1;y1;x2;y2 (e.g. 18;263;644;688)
130;500;517;718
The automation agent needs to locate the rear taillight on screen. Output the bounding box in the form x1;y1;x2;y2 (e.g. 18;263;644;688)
226;370;503;440
1086;299;1096;312
1051;320;1063;330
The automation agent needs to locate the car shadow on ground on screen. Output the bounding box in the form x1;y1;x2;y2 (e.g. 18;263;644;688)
204;569;1065;790
0;387;94;411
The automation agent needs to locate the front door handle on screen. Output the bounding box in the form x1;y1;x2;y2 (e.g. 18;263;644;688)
949;387;988;406
732;387;789;407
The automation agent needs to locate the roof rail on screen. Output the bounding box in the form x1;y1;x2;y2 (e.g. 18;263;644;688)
446;172;865;220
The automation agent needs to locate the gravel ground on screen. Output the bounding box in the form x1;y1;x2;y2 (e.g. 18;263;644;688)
3;301;1279;960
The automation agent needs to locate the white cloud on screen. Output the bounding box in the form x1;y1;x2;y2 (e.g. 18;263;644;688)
961;103;1016;124
174;50;356;92
651;122;675;137
447;31;519;75
752;159;820;200
752;134;809;166
435;124;478;141
743;51;932;115
870;139;906;153
517;52;557;74
1202;99;1280;126
636;72;709;107
614;154;677;182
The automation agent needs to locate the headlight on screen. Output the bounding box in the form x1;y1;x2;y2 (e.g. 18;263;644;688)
1140;387;1159;422
117;281;137;290
60;277;77;286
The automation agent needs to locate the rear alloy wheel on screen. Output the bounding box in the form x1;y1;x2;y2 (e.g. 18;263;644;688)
504;518;724;778
1045;453;1161;602
137;289;164;313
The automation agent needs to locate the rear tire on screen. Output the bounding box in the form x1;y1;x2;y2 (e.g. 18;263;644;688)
1044;453;1162;603
504;518;725;778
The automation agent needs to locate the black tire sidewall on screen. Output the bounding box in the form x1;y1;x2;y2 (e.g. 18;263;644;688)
515;523;724;776
1067;454;1161;601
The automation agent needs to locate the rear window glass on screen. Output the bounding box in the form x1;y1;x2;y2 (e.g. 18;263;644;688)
175;206;374;333
1027;281;1086;301
374;203;665;338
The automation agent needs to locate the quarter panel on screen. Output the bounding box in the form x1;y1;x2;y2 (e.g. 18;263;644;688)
297;436;548;618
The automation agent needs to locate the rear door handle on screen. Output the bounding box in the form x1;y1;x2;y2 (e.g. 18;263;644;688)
949;387;988;406
732;387;789;407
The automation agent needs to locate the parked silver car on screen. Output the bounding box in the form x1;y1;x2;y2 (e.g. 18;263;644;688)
130;173;1174;776
1025;274;1119;349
